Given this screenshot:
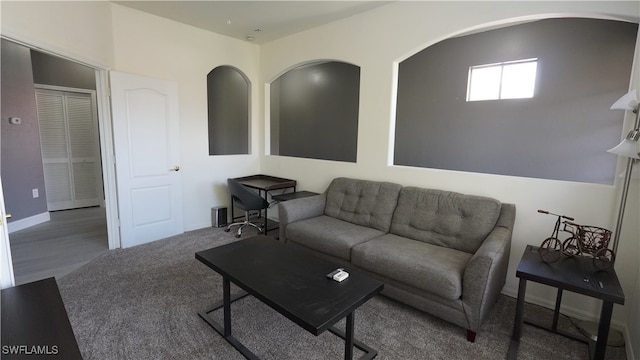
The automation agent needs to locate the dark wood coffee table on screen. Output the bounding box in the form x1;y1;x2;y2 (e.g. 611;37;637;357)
196;235;384;360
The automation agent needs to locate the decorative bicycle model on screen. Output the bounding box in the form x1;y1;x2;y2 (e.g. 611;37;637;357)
537;209;615;270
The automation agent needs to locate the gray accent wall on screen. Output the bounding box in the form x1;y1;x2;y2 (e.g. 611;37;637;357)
1;40;48;221
270;61;360;162
395;18;638;184
207;66;249;155
31;50;96;90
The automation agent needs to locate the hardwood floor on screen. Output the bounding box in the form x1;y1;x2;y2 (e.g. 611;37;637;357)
9;207;109;285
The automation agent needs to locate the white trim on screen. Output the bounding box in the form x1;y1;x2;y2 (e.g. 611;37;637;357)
0;30;110;70
0;177;16;288
624;324;635;360
501;287;630;346
264;83;271;155
34;83;96;95
97;69;121;250
7;212;50;234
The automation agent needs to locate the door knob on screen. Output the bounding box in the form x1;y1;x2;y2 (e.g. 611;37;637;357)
170;166;180;172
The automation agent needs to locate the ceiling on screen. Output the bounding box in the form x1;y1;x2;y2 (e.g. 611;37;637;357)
113;1;391;44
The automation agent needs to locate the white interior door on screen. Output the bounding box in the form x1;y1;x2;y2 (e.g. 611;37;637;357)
0;177;15;289
110;71;183;248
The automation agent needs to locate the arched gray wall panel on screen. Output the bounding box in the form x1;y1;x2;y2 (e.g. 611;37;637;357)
271;61;360;162
395;18;638;184
208;66;249;155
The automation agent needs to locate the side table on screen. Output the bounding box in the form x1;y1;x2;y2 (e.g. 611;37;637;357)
508;245;625;360
271;191;319;202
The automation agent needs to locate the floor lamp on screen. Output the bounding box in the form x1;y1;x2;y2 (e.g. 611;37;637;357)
576;89;639;345
607;90;640;255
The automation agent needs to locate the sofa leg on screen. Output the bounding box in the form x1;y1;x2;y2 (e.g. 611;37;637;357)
466;329;477;342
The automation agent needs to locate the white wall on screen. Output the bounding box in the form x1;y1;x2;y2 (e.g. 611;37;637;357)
109;4;262;231
259;0;640;351
0;1;114;68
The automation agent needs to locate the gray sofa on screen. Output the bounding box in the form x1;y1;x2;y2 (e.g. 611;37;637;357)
278;177;516;342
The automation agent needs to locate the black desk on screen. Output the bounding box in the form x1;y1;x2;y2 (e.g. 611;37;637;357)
1;277;82;359
509;245;625;360
196;235;383;360
232;175;297;233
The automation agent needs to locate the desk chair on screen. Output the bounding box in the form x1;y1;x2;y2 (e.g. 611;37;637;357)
225;178;269;238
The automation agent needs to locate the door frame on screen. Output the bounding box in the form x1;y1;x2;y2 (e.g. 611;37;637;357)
1;33;121;250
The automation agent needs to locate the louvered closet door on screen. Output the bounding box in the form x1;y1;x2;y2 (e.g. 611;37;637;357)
36;89;101;211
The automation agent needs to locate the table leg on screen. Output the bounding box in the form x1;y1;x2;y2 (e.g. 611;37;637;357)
230;196;236;222
344;312;354;360
223;277;231;337
552;288;563;331
512;278;527;340
263;204;268;234
593;301;614;360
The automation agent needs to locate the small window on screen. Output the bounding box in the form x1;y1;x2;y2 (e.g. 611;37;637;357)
467;59;537;101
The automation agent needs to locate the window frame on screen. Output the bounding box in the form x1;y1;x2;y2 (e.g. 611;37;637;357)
466;58;538;101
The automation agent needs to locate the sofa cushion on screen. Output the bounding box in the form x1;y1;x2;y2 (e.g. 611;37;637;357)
352;234;472;300
390;187;501;254
286;215;386;261
324;178;402;233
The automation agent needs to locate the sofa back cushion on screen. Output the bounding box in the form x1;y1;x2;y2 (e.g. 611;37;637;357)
325;178;402;232
390;187;502;253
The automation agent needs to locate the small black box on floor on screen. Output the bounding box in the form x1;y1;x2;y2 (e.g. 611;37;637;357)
211;206;227;227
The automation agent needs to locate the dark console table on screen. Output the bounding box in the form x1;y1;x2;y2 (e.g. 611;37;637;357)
1;277;82;359
196;235;383;360
508;245;625;360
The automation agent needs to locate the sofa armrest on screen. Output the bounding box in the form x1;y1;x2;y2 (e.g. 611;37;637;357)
278;194;326;242
461;203;515;332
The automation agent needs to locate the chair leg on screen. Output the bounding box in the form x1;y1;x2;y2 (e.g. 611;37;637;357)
466;329;477;342
246;222;262;232
224;221;245;233
225;211;263;238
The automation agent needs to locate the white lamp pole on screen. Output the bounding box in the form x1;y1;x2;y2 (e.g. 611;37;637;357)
607;90;640;257
576;90;639;345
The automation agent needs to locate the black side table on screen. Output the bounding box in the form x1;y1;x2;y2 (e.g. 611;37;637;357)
271;191;319;202
508;245;625;360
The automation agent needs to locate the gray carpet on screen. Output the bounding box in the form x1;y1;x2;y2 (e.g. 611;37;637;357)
57;227;627;360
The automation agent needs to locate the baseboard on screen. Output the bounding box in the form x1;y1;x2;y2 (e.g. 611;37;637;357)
8;212;50;233
184;222;214;232
501;287;633;358
502;287;621;326
624;325;636;360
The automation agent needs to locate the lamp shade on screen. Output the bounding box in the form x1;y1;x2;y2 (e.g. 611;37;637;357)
607;129;640;159
610;90;639;111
